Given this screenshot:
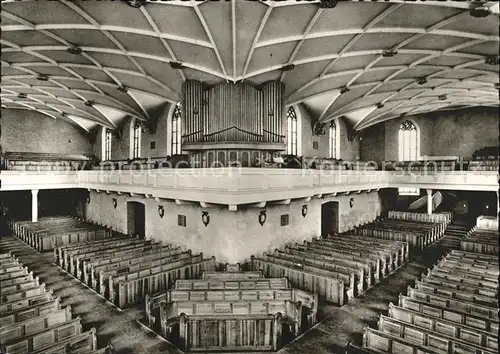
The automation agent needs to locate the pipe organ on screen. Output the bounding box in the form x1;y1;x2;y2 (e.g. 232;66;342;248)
182;80;286;167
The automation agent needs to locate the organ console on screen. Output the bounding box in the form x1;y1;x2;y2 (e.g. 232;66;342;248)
181;80;286;167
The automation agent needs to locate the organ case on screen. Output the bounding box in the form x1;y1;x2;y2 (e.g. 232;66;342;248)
181;80;286;167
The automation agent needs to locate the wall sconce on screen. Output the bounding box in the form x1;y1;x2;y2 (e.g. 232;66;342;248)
86;195;91;204
301;205;308;218
158;205;165;218
258;209;267;226
202;211;210;227
193;108;199;115
268;109;274;117
349;198;354;209
112;198;117;209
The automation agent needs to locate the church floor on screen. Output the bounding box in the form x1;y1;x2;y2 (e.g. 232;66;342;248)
0;220;469;354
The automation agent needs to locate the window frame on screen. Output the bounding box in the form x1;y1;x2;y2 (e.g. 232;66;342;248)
104;128;112;161
398;119;419;161
329;120;338;159
132;120;141;159
287;106;298;155
172;102;182;155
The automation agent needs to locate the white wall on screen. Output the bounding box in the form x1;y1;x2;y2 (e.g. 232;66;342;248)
85;190;383;263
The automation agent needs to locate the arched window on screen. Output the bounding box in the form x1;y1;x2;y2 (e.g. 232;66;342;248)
287;106;298;155
398;120;419;161
104;128;112;160
172;102;182;155
132;120;141;159
329;120;337;159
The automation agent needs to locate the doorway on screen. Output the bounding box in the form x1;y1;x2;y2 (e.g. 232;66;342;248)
127;201;145;238
321;201;339;236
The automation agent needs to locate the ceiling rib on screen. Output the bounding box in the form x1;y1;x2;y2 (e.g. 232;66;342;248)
280;8;323;82
242;6;272;79
192;1;229;80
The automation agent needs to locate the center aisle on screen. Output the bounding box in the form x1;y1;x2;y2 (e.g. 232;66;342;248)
278;217;472;354
0;235;183;354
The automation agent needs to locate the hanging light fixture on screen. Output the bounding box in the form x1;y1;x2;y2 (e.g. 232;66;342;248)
67;46;83;55
470;5;492;18
125;0;146;8
417;77;428;85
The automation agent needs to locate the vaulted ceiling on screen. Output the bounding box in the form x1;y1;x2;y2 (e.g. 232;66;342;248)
1;0;498;132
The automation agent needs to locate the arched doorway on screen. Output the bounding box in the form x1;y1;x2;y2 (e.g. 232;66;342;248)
321;201;339;236
127;201;145;238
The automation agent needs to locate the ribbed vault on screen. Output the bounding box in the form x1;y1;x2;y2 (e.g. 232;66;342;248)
1;0;498;132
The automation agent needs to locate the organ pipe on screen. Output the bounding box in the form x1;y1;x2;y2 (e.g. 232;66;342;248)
181;80;285;145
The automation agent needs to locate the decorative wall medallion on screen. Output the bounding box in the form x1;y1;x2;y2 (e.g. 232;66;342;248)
112;198;117;209
349;198;354;208
301;205;308;218
158;205;165;218
258;210;267;226
202;211;210;227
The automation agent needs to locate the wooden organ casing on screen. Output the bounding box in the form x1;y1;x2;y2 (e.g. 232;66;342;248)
181;80;286;167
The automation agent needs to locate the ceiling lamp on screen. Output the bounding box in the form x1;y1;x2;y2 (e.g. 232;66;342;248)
61;112;68;117
417;77;428;85
438;94;447;101
340;86;350;94
17;93;27;99
67;46;82;55
470;5;492;18
485;56;499;66
280;64;295;72
376;102;385;109
318;0;337;9
36;74;50;81
117;85;128;93
382;50;398;57
85;100;95;107
170;61;185;70
125;0;146;8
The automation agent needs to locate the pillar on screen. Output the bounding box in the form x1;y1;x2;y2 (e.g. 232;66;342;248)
426;189;432;215
31;189;39;223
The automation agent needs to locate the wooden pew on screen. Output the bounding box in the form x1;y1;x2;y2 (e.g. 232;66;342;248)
145;286;318;329
0;271;35;287
99;251;195;297
113;256;217;307
202;271;263;280
30;328;100;354
398;294;499;334
0;306;72;344
251;256;346;305
293;243;382;282
422;273;498;299
88;246;183;289
0;317;82;353
360;326;444;354
284;246;373;288
406;286;498;321
388;303;498;352
414;280;497;308
175;313;283;352
377;314;495;354
73;241;162;278
1;277;40;294
271;249;364;295
426;268;498;290
1;284;47;304
0;296;60;327
307;240;392;274
159;300;302;347
0;267;28;282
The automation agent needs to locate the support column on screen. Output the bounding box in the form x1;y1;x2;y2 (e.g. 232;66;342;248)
426;189;433;215
31;189;39;223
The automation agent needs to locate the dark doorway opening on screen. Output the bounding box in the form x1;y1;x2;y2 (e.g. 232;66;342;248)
127;201;145;238
321;201;339;236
